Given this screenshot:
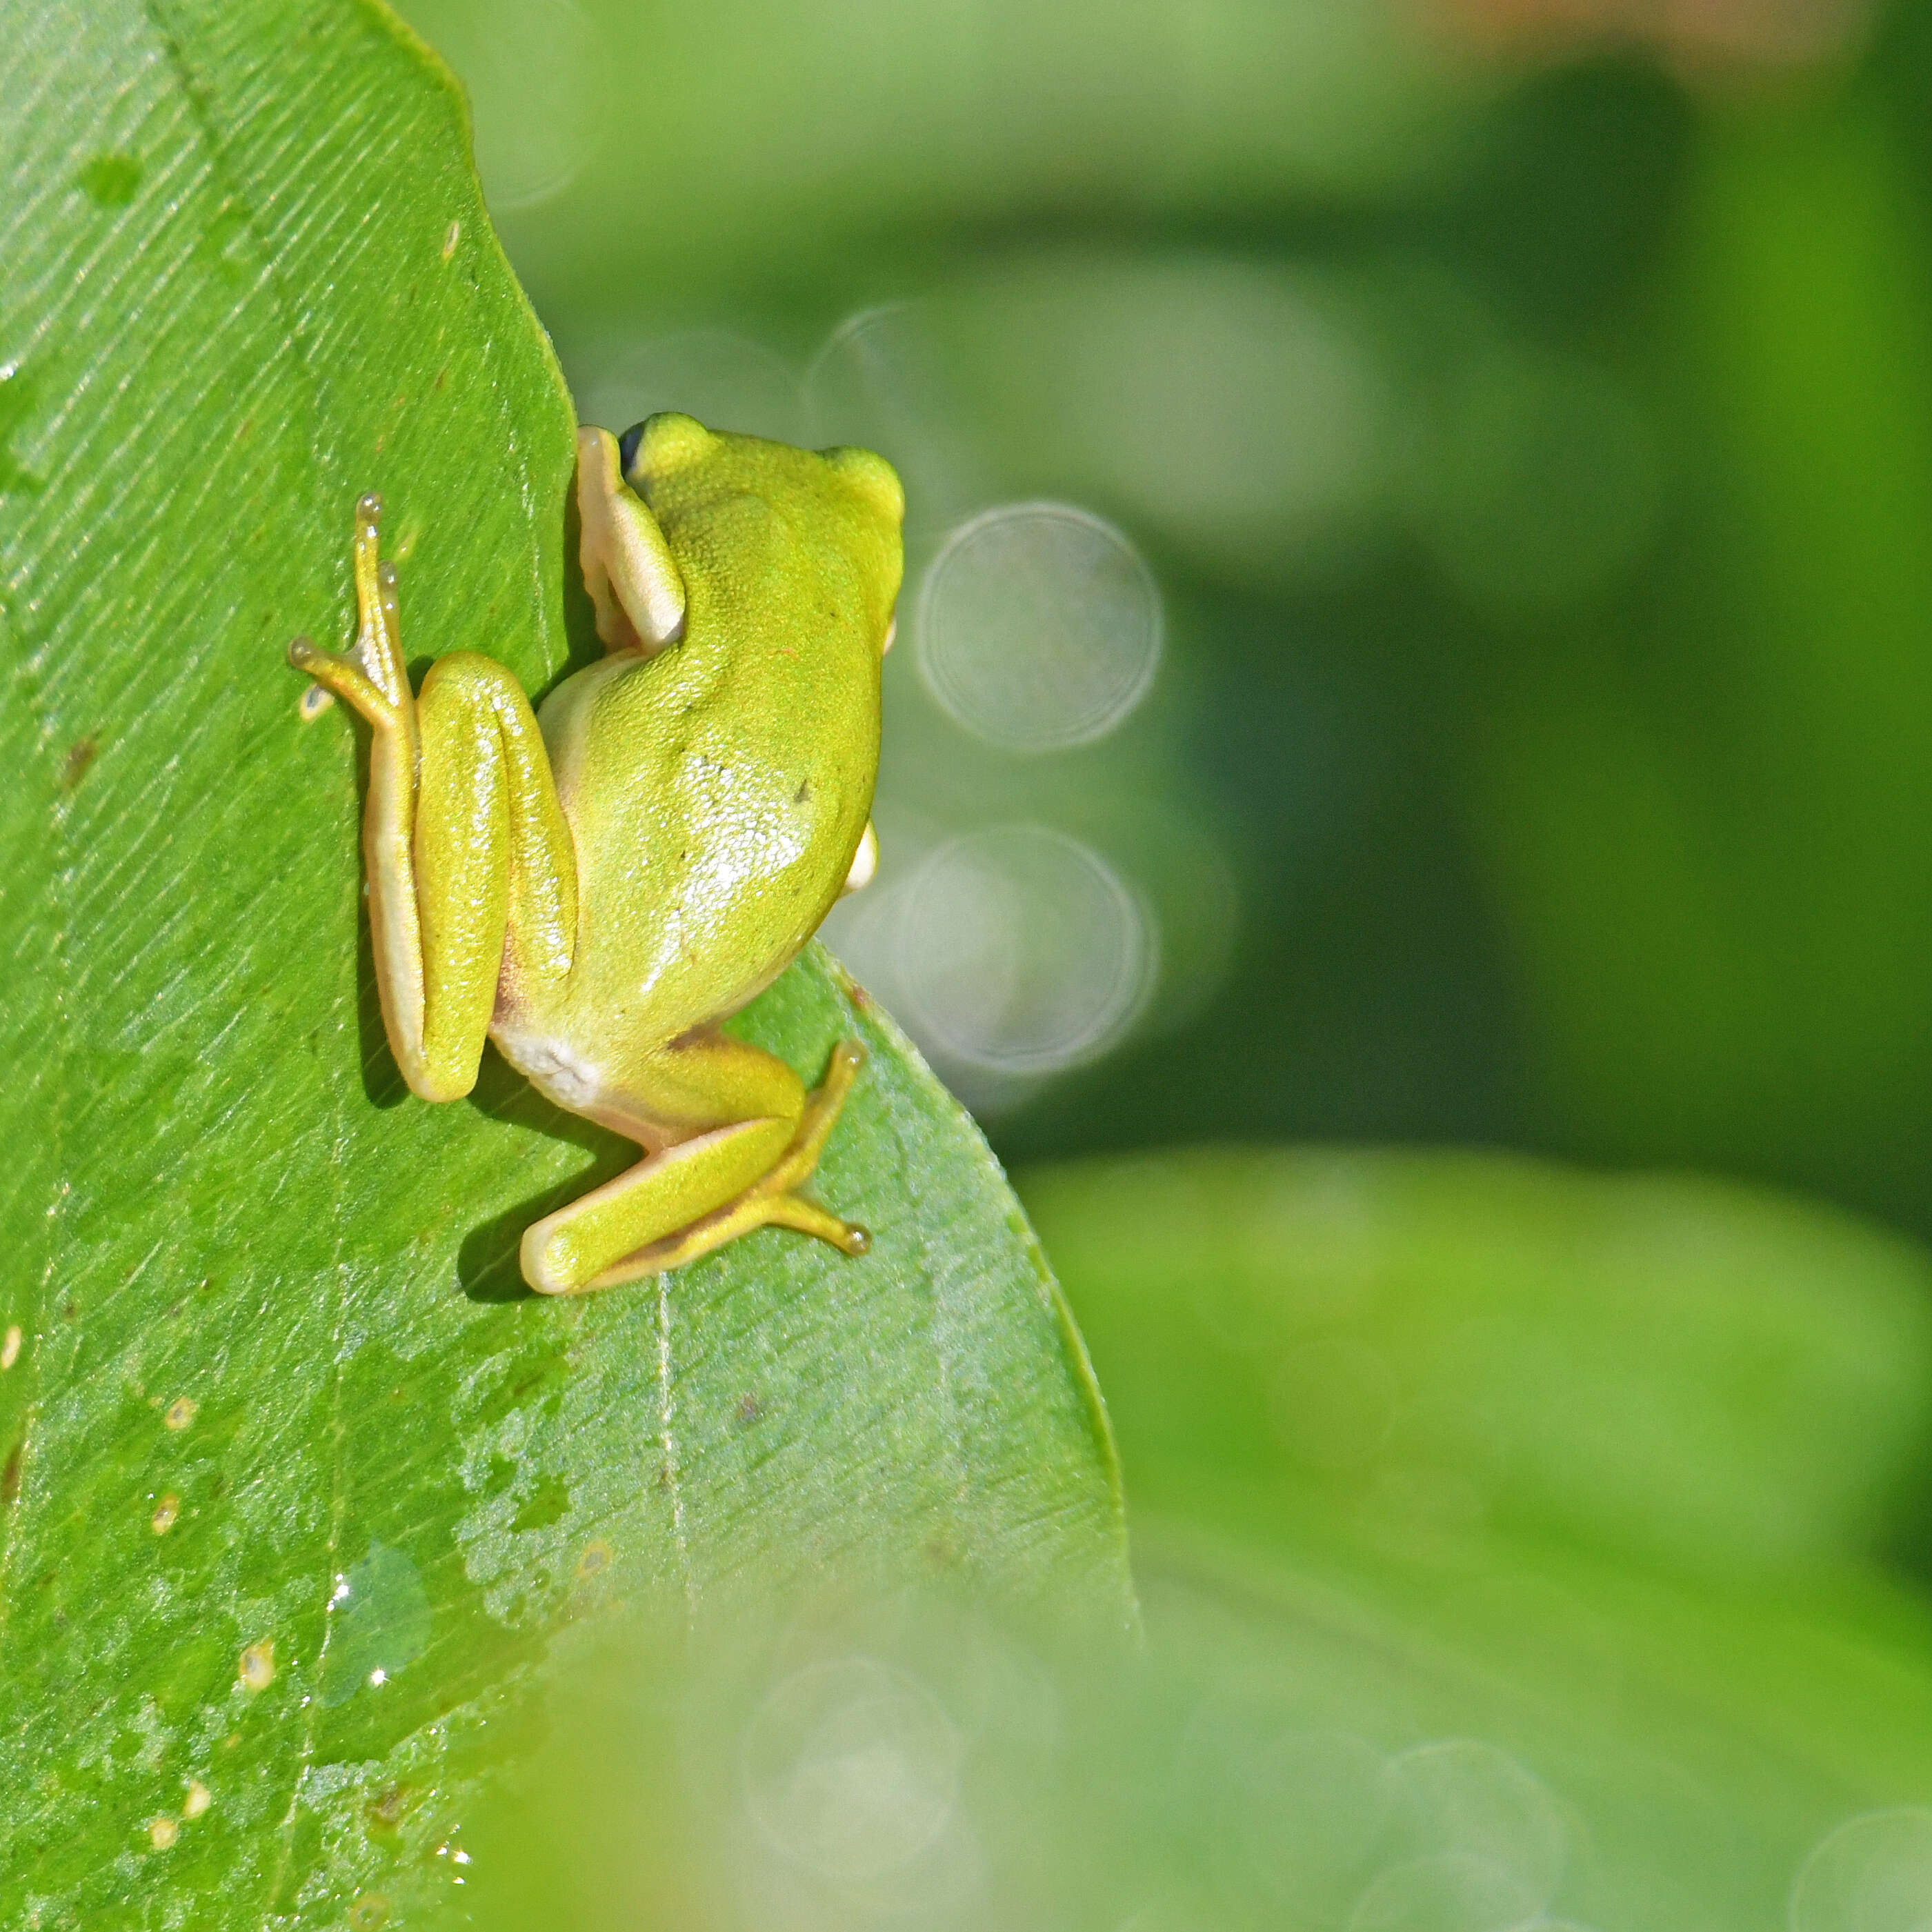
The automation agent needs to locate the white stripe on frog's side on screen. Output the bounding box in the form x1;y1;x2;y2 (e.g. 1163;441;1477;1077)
496;1031;606;1113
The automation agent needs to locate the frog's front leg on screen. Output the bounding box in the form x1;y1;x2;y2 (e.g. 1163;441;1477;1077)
290;497;578;1102
520;1035;870;1294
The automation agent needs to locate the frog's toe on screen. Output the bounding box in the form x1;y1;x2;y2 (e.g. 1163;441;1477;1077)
288;634;392;725
759;1191;869;1255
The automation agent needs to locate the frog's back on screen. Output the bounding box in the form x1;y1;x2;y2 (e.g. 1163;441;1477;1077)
546;417;902;1040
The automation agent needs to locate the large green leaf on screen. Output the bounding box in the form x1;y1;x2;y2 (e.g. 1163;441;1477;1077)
1019;1148;1932;1929
1023;1146;1932;1585
0;1;1129;1918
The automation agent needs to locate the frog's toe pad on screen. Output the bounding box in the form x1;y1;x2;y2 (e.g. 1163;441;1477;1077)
761;1191;868;1255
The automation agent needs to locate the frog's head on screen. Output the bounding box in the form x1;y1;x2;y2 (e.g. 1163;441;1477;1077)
616;412;905;654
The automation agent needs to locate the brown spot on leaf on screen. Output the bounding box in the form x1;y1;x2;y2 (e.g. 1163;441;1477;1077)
61;737;96;790
366;1784;410;1831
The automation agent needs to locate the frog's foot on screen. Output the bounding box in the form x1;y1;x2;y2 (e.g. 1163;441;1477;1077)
585;1039;872;1288
529;1040;872;1294
288;495;412;729
759;1037;868;1205
588;1176;870;1289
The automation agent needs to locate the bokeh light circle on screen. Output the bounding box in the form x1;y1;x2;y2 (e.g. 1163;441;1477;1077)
805;303;925;448
1384;1740;1567;1905
406;0;600;210
1348;1853;1543;1932
804;303;983;532
1791;1809;1932;1932
894;826;1155;1075
740;1656;962;1883
1242;1729;1390;1916
917;504;1162;753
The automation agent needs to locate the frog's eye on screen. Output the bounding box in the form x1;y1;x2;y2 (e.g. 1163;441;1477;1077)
822;446;904;526
621;412;713;488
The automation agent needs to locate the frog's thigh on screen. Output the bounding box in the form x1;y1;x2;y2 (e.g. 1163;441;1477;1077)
631;1026;808;1137
520;1033;806;1295
412;655;577;1099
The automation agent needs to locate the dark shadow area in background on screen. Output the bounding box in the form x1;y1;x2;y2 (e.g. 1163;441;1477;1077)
994;571;1539;1167
990;47;1932;1261
1439;54;1692;338
964;58;1696;1176
1880;1487;1932;1592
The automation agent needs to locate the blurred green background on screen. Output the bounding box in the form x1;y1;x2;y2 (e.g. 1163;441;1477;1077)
375;1;1932;1924
399;0;1932;1236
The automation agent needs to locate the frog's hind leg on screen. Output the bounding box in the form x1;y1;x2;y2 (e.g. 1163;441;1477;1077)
290;496;577;1103
521;1036;870;1295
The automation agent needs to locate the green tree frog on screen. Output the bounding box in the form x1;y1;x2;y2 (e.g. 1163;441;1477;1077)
290;413;903;1295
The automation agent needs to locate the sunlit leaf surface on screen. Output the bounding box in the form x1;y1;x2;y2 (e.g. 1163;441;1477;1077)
0;2;1129;1917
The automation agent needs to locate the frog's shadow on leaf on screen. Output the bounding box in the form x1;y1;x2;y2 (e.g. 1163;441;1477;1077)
353;925;630;1302
455;1052;634;1303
